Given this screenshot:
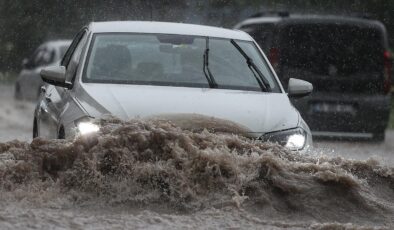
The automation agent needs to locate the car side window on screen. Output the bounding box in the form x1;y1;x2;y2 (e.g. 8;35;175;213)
27;47;45;68
62;30;87;84
61;29;87;67
36;47;55;66
32;48;44;68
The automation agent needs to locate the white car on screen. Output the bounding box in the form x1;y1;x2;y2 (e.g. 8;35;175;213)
34;21;313;151
15;40;71;100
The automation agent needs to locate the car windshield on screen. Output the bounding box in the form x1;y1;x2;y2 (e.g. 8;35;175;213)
83;33;279;92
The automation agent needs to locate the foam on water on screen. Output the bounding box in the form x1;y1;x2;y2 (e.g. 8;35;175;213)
0;118;393;229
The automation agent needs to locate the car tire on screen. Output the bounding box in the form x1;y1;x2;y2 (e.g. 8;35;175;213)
372;132;385;142
33;118;38;138
58;126;65;139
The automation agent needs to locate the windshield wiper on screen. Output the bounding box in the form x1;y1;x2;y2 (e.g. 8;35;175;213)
230;39;271;92
203;38;218;88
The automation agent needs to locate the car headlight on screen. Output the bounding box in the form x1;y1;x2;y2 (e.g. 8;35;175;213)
261;127;307;151
77;122;100;135
75;118;100;135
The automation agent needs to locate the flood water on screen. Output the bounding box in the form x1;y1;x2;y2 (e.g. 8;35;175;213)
0;84;393;229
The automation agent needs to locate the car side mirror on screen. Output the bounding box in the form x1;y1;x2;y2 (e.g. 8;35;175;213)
287;78;313;98
40;66;71;88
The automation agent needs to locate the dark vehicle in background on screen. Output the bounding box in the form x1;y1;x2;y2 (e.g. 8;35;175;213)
235;13;392;141
14;40;71;100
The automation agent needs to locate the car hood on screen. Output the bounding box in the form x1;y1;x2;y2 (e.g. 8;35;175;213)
75;84;300;137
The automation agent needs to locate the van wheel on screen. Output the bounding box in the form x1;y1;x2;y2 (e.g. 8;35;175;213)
372;132;385;142
33;118;38;138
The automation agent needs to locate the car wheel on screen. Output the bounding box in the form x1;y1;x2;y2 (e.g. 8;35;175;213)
372;132;385;142
58;126;65;139
33;118;38;138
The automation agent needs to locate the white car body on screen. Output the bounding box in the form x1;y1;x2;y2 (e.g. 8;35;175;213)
34;21;312;151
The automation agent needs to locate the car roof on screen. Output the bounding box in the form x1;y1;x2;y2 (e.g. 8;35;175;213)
44;40;72;49
88;21;253;41
236;14;386;31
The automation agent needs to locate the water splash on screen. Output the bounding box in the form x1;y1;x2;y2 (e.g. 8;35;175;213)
0;118;393;228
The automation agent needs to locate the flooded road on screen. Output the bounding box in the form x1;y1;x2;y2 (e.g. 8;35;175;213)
1;84;392;165
0;83;393;229
0;85;35;142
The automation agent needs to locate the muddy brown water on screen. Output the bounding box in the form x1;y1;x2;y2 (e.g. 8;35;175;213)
0;118;393;229
0;84;393;229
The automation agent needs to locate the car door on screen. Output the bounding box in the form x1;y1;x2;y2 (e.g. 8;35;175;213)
38;30;88;138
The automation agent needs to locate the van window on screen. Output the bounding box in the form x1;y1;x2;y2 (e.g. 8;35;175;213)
279;24;384;76
240;24;274;53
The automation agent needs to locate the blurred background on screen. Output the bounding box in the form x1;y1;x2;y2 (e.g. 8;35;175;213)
2;0;394;73
0;0;393;163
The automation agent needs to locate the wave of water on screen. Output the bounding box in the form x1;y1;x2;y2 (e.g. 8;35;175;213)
0;118;393;229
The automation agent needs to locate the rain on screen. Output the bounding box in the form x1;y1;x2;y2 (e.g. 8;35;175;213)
0;1;393;229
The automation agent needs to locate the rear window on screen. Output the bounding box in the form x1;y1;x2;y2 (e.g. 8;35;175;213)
279;24;384;75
